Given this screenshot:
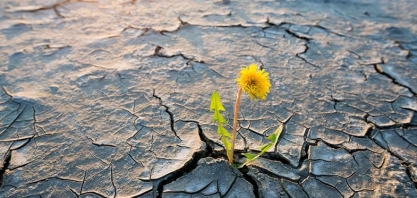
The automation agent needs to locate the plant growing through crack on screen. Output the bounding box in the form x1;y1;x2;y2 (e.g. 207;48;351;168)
210;63;282;167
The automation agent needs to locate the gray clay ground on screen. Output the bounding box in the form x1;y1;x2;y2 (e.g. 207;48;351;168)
0;0;417;197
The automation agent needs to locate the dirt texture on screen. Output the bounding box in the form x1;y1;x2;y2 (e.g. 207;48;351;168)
0;0;416;197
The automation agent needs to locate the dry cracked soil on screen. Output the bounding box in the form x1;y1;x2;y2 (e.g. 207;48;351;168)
0;0;417;197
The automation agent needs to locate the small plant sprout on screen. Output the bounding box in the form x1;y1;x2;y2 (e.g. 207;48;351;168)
210;91;233;161
237;124;282;168
210;63;282;167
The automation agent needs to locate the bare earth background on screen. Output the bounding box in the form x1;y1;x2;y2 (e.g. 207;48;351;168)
0;0;416;197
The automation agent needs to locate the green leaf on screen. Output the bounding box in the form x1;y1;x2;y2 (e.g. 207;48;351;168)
243;153;258;160
258;143;270;151
238;124;283;168
210;91;225;112
266;133;277;142
218;125;231;138
213;110;226;123
233;163;243;168
209;90;232;161
222;136;232;151
267;124;283;142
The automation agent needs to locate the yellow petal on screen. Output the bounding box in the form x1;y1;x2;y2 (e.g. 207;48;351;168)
236;64;271;100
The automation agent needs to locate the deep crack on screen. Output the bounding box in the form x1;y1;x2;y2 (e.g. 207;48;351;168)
155;146;210;197
285;29;312;41
152;89;181;140
367;128;417;186
374;64;417;96
238;167;261;198
0;151;12;187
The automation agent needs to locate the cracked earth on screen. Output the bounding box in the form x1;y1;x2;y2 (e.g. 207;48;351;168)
0;0;416;197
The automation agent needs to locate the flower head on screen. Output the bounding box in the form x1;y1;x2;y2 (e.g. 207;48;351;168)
236;63;271;100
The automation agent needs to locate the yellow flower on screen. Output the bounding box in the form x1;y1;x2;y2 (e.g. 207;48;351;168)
236;63;271;100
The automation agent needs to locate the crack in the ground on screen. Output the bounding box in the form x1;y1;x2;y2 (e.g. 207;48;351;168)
0;151;11;188
151;118;227;197
151;45;205;65
162;180;218;195
315;175;346;197
177;120;217;156
2;3;417;196
395;41;412;60
153;118;266;197
279;178;294;198
1;104;28;134
405;165;417;189
239;170;261;198
152;89;181;140
285;29;312;42
154;145;210;197
223;175;239;197
79;171;86;195
110;164;117;198
69;188;80;198
6;0;72;18
296;44;320;68
374;64;417;96
367;128;417;186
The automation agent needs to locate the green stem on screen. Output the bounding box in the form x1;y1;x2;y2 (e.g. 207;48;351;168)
229;87;242;164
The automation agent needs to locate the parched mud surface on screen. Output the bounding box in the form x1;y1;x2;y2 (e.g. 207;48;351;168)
0;0;416;197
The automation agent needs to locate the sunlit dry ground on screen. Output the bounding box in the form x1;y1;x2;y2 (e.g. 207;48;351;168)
0;0;416;197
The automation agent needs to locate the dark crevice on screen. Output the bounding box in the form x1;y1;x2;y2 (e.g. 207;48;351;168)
264;17;277;27
9;137;33;151
80;171;86;194
366;128;417;185
298;144;311;182
278;178;292;197
266;21;346;38
0;151;11;187
330;95;341;111
285;29;312;41
8;1;70;18
155;146;210;198
163;180;215;195
1;105;28;134
152;89;181;140
405;166;417;188
395;41;412;59
159;18;187;35
295;45;320;68
393;129;417;150
313;24;347;38
69;188;80;198
177;17;189;26
238;167;261;198
110;164;117;198
347;50;362;60
320;139;343;150
178;120;219;157
222;175;238;197
152;45;205;64
1;86;13;99
86;136;117;147
314;176;345;197
154;119;228;197
374;64;417;96
300;127;311;158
